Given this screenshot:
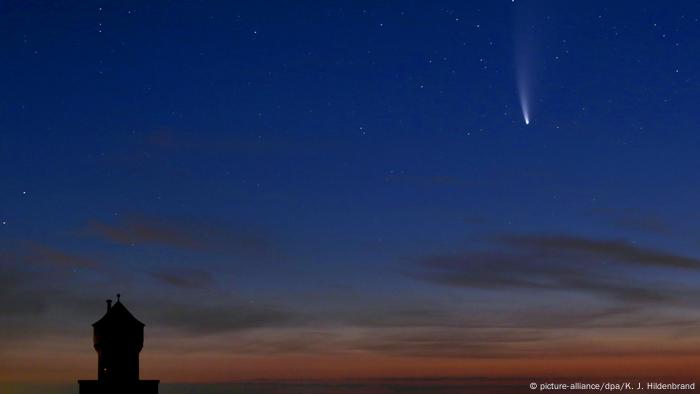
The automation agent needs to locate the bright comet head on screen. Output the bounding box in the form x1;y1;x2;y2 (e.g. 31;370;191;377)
518;87;531;125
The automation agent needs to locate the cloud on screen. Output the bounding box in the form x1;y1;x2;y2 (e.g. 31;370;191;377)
355;328;550;358
412;233;700;304
0;279;298;340
344;307;455;329
151;302;298;334
150;269;213;289
84;214;276;258
501;234;700;270
86;218;199;249
0;265;48;317
416;252;669;303
0;236;293;337
353;324;700;359
0;243;106;318
19;242;102;269
592;207;672;235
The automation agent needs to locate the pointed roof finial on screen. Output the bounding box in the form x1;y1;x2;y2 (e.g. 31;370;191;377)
117;293;121;302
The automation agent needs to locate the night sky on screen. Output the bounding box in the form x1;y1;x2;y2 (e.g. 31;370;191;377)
2;0;700;390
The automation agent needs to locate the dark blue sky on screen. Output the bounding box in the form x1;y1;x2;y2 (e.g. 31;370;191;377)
2;0;700;384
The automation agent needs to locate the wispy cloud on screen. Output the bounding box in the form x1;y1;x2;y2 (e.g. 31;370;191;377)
355;327;550;358
151;301;298;334
592;207;672;235
84;214;276;258
0;264;48;317
150;269;214;289
501;234;700;270
8;242;102;270
412;233;700;304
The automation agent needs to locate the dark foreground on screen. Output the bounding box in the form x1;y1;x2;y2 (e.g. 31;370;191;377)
3;378;696;394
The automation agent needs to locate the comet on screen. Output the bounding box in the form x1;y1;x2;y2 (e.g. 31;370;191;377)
517;76;531;125
514;0;536;126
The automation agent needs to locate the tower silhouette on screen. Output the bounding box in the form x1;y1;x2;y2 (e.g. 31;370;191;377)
78;295;159;394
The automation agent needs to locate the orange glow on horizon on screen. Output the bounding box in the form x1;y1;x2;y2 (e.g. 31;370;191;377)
2;348;698;383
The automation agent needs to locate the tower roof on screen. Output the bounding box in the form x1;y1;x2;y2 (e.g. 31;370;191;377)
93;295;144;327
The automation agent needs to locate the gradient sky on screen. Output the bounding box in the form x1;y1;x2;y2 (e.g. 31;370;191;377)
2;0;700;387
